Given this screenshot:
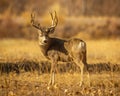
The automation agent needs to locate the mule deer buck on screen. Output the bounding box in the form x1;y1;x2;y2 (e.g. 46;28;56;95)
31;11;89;86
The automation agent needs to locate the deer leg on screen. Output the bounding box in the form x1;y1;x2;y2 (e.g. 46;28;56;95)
74;59;84;86
79;61;90;86
49;61;56;85
79;62;84;86
82;60;90;86
86;66;90;86
78;60;90;87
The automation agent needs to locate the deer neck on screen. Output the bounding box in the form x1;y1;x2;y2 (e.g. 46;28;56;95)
39;38;52;56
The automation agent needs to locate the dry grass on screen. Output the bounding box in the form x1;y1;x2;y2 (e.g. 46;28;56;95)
0;39;120;96
86;39;120;64
0;39;46;62
0;72;120;96
0;39;120;64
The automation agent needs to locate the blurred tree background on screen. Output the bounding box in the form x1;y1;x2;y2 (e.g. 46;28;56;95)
0;0;120;39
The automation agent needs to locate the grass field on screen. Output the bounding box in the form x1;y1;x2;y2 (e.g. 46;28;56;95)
0;39;120;63
0;39;120;96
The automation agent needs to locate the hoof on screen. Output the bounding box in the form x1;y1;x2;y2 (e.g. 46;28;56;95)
77;82;83;87
53;84;58;89
47;86;54;90
47;84;58;90
48;81;52;86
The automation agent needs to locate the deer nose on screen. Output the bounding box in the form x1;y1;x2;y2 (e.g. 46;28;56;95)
44;40;48;43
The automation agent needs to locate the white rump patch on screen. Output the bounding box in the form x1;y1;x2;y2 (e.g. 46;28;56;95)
78;42;85;49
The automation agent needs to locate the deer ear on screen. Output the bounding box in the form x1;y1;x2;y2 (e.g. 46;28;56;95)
37;30;42;35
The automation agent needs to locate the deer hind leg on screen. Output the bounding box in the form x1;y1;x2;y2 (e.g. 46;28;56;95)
82;58;90;86
75;59;90;87
74;58;84;86
79;61;90;87
78;62;84;86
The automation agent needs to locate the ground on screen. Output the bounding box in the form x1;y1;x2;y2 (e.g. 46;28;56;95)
0;72;120;96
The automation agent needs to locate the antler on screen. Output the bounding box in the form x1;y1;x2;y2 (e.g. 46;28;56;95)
31;10;58;31
31;11;42;30
49;11;58;28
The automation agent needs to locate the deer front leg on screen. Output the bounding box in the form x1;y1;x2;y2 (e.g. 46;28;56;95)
48;61;57;85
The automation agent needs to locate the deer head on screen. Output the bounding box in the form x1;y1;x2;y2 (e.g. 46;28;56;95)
31;11;58;45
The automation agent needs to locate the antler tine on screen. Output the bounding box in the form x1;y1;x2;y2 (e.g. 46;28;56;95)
31;11;41;30
49;11;54;26
54;11;58;27
49;11;58;27
31;11;35;24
